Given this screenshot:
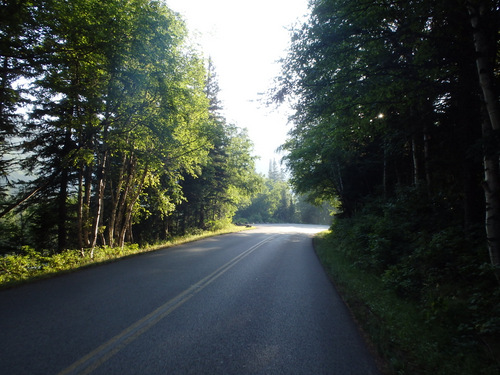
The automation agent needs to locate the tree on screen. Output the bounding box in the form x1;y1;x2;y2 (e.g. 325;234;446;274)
295;195;333;225
174;63;261;233
467;0;500;271
0;0;46;200
268;159;284;182
274;0;500;272
272;2;500;363
1;0;215;253
235;162;297;224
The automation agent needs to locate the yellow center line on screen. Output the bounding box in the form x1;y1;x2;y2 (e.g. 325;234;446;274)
57;234;278;375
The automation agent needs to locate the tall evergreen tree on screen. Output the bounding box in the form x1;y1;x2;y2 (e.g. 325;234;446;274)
274;0;499;269
175;62;261;233
1;0;215;252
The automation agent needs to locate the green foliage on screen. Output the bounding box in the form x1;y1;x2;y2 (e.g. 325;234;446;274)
206;217;232;232
0;0;268;253
315;227;500;375
235;164;335;225
274;1;499;370
235;175;293;223
0;211;24;254
295;196;334;224
274;0;486;217
0;0;38;187
164;62;262;237
321;190;500;373
0;225;250;288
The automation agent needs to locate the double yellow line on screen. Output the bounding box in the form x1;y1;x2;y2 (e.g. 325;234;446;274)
57;234;277;375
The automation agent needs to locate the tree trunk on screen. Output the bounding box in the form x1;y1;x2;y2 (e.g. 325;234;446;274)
199;204;205;229
383;146;388;198
57;167;68;253
90;150;108;256
423;124;432;193
57;128;73;252
77;166;83;250
108;153;127;247
82;164;92;248
468;1;500;271
411;133;421;187
468;2;500;131
113;154;136;247
118;166;148;248
482;115;500;271
0;179;50;219
0;56;9;126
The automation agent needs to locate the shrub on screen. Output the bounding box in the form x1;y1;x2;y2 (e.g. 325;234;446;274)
325;187;500;373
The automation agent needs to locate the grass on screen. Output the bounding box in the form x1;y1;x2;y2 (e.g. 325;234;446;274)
0;224;253;290
313;230;499;375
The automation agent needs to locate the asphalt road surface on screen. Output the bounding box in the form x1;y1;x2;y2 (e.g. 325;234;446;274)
0;224;381;375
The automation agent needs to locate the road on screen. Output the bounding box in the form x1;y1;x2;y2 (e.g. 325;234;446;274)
0;224;381;375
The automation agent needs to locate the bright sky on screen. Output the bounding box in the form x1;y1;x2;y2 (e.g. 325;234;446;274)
166;0;310;175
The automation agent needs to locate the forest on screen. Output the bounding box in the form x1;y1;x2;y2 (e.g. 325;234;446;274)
1;0;499;371
234;160;332;225
0;0;257;255
274;0;499;373
0;0;329;261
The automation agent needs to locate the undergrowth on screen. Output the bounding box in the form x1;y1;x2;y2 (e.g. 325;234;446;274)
0;224;250;289
314;189;500;375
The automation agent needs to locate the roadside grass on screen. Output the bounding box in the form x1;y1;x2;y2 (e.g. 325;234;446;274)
0;224;252;290
314;230;498;375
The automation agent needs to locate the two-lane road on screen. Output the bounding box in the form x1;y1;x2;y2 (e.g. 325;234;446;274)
0;224;381;374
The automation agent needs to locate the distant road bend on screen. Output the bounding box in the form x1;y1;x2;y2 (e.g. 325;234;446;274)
0;224;381;375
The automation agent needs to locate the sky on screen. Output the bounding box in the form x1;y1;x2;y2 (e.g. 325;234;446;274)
165;0;310;175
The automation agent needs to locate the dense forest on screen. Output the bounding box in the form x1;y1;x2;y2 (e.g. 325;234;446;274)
274;0;499;372
0;0;330;257
234;160;332;225
0;0;265;255
1;0;498;371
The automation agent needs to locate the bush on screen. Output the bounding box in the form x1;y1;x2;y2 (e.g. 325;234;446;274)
316;223;500;374
326;186;500;372
206;218;232;232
